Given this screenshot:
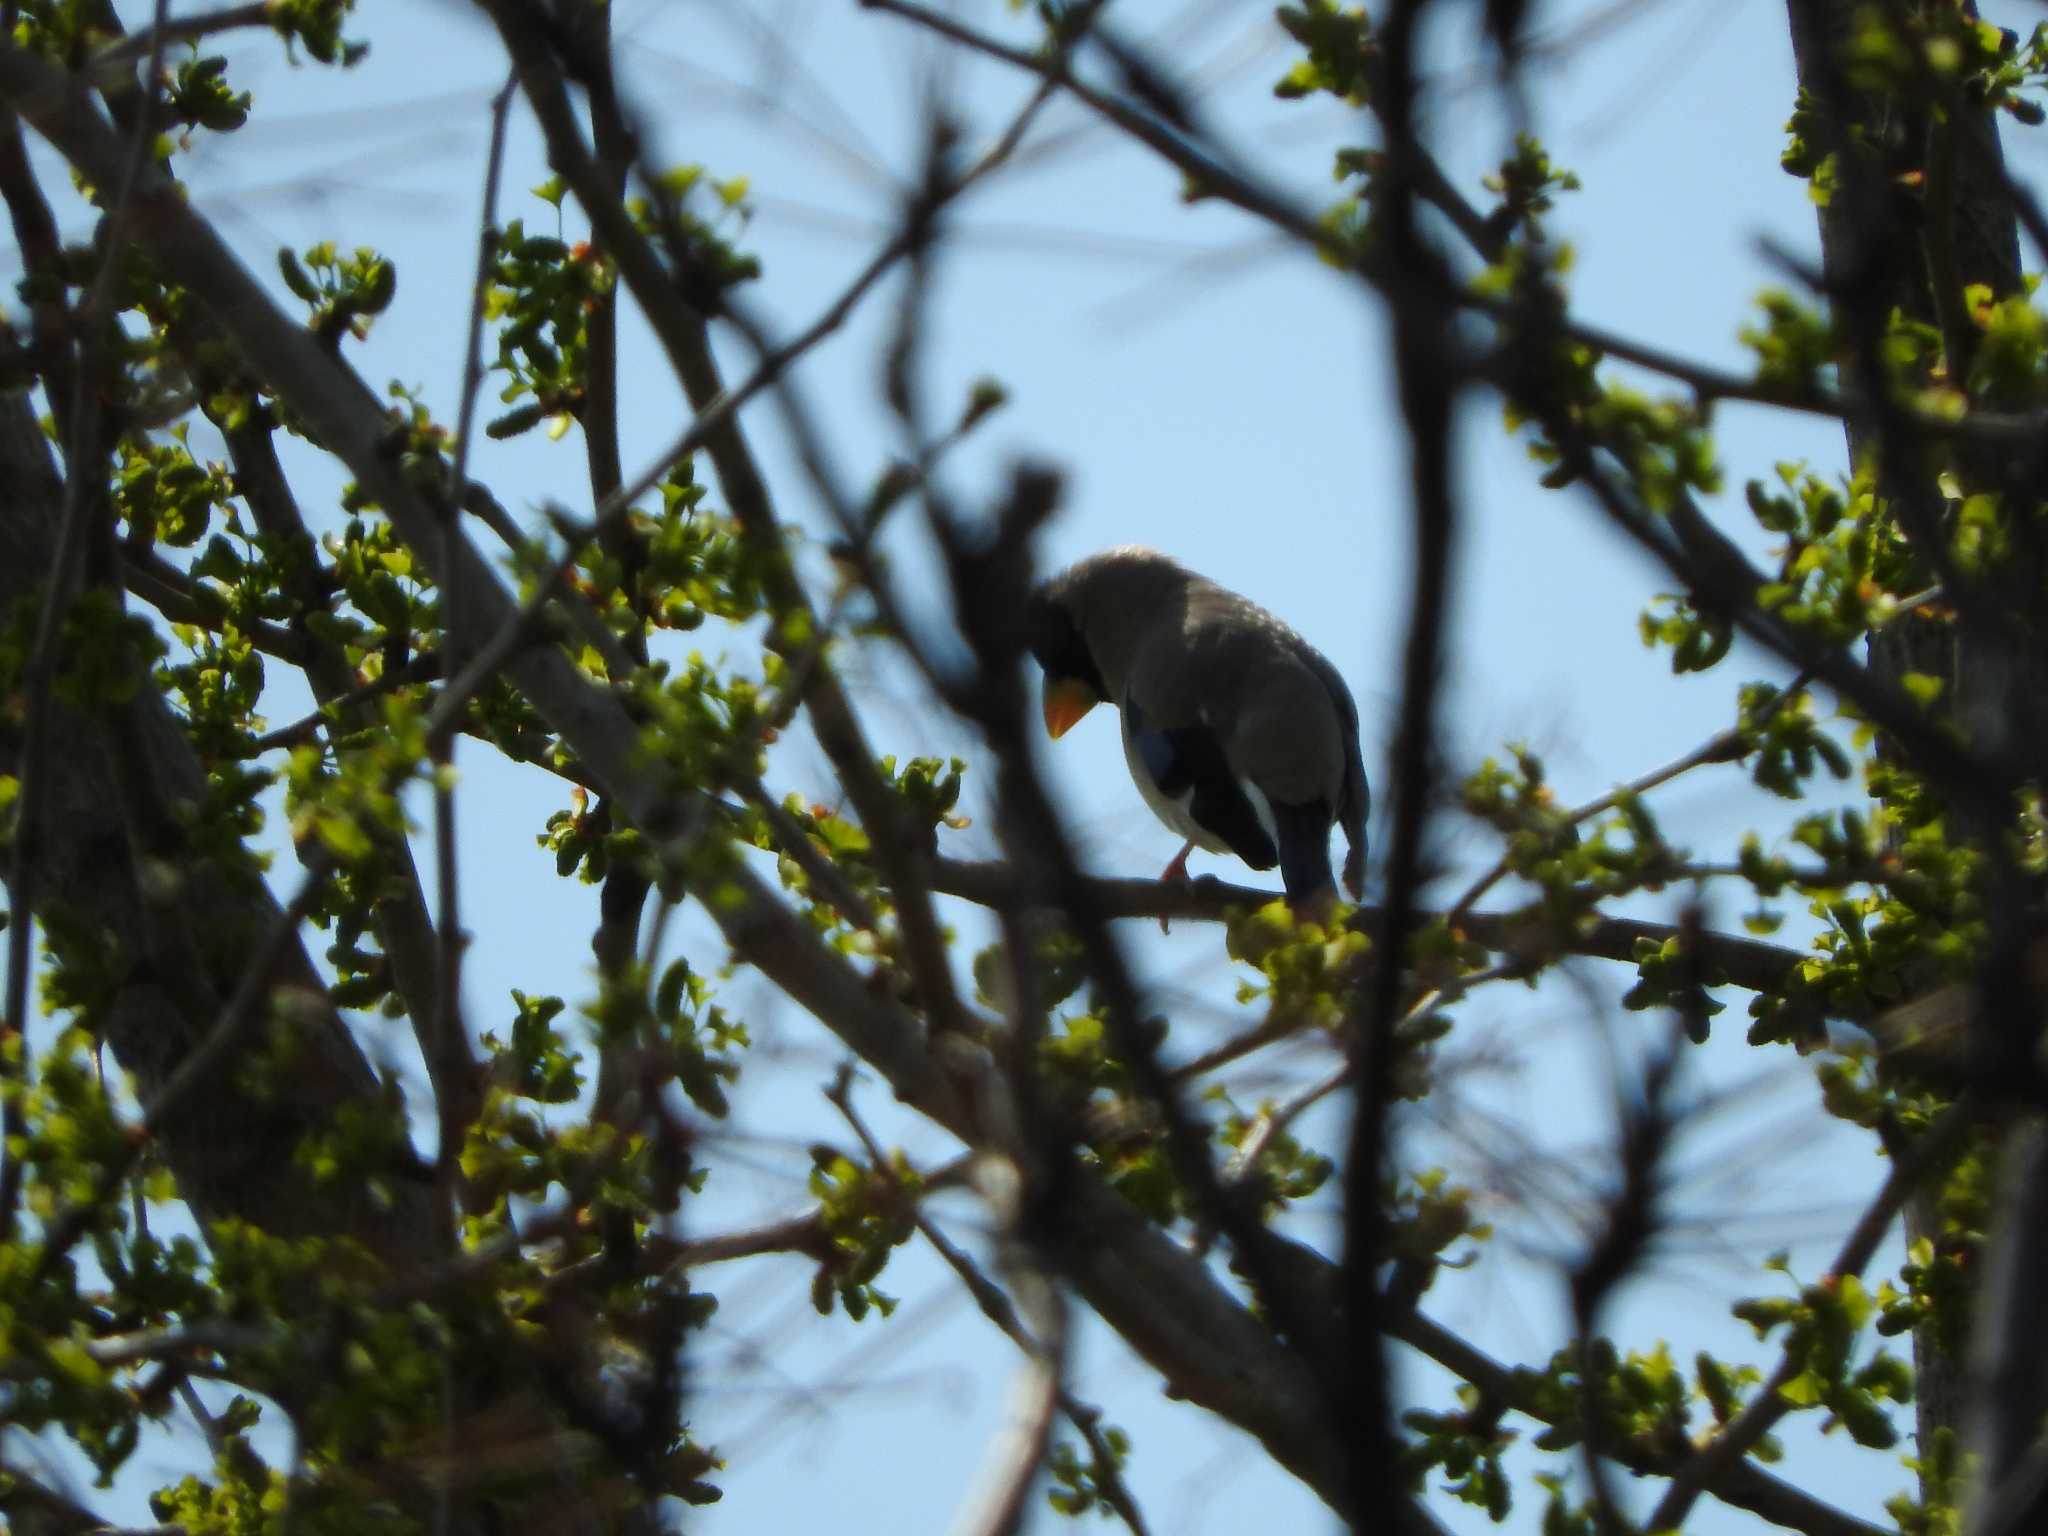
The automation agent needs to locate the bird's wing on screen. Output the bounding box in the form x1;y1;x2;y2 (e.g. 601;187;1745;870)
1225;664;1342;798
1122;693;1279;870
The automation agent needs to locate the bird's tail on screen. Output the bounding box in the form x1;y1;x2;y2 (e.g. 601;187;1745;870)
1273;801;1339;907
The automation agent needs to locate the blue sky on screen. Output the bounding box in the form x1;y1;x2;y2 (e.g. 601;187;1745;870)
16;0;2045;1529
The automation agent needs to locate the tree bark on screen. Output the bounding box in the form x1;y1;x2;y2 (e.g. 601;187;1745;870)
1783;0;2034;1505
0;390;450;1268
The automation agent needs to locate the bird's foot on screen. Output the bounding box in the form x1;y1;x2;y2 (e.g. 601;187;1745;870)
1292;885;1341;930
1158;840;1197;933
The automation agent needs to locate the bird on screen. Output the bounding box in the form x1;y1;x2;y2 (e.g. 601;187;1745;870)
1026;545;1369;910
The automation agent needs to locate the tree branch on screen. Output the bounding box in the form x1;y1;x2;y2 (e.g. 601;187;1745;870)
925;855;1838;1012
1648;1097;1970;1530
1391;1305;1889;1536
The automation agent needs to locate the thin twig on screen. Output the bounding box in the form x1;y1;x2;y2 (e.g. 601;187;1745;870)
1167;1012;1302;1085
1229;962;1521;1186
920;1195;1152;1536
1572;1003;1688;1536
426;68;518;1189
827;1075;1080;1536
243;653;445;754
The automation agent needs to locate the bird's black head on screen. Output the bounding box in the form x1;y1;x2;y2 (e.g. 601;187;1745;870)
1026;587;1106;699
1026;585;1109;738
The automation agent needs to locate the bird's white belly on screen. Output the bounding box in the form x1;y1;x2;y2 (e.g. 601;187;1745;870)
1120;712;1274;854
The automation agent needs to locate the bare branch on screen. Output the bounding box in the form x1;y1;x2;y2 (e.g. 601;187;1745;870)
426;68;520;1185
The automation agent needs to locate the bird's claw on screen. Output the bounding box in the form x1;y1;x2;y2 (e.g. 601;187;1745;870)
1158;840;1197;932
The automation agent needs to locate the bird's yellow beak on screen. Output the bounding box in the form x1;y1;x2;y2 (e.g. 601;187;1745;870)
1042;678;1100;739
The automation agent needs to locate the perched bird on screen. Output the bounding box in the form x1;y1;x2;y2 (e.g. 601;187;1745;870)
1027;546;1369;907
